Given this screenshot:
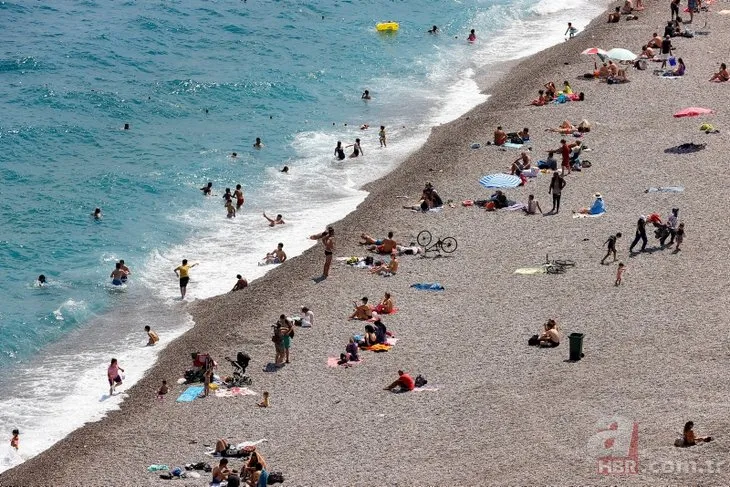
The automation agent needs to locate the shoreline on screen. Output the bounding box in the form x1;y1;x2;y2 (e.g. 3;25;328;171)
5;0;730;485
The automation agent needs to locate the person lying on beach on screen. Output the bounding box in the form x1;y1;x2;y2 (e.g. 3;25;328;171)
145;325;159;346
374;292;395;314
370;252;398;275
518;127;530;142
263;212;285;226
523;194;543;215
350;297;373;320
530;90;547;106
538;319;561;347
709;63;729;82
545;120;576;134
575;193;605;215
214;439;231;455
608;6;621;22
640;45;655;59
510;151;531;175
675;421;713;447
231;274;248;292
264;243;287;264
384;370;415;392
361;231;398;253
494;126;507;146
212;458;231;484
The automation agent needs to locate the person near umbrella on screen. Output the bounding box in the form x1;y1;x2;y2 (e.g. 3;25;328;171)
709;63;729;82
548;171;566;214
629;216;648;253
660;36;673;70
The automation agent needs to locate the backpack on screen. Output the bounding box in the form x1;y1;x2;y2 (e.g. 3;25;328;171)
414;375;428;388
528;335;539;346
364;256;374;266
267;471;285;484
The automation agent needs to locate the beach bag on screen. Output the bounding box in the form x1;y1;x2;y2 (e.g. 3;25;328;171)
271;334;279;343
288;328;295;338
528;335;539;346
414;375;428;388
159;473;173;480
668;56;677;67
267;472;285;484
364;256;374;266
581;160;592;168
486;202;496;211
171;467;183;477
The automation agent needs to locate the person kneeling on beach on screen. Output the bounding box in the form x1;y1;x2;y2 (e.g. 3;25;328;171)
212;458;231;484
384;370;416;392
350;297;373;320
675;421;713;447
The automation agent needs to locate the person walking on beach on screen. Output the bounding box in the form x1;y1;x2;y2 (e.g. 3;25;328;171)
145;325;159;346
629;216;648;253
379;126;387;148
234;184;245;209
665;208;679;245
548;171;566;214
601;232;622;265
310;226;335;279
675;222;685;251
279;314;294;364
174;259;198;299
615;263;626;286
107;358;124;396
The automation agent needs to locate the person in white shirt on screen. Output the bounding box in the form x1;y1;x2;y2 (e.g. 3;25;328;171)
666;208;679;245
300;307;314;327
523;194;543;215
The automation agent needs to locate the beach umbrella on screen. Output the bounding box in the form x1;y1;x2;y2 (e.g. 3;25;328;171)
606;48;637;61
479;174;521;189
673;107;714;118
581;47;607;55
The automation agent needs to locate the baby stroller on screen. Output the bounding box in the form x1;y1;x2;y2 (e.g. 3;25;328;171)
223;352;252;387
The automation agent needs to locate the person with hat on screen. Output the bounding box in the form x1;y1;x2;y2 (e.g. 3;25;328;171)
575;193;605;215
630;216;648;253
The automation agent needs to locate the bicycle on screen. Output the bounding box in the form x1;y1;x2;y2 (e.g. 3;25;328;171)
417;230;458;255
543;254;575;274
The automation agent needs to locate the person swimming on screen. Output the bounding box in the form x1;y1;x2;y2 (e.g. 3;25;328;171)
253;137;264;149
37;274;46;286
92;208;103;220
280;166;289;173
361;90;371;100
467;29;476;42
200;182;213;196
428;25;438;34
334;141;346;160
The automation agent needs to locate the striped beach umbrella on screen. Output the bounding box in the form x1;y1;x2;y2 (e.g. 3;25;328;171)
581;47;607;55
479;174;521;189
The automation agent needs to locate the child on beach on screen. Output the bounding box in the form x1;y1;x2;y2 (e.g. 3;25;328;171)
10;429;19;450
225;199;236;218
601;232;622;265
565;22;578;39
157;380;169;399
675;223;685;251
615;263;626;286
258;391;270;408
379;126;386;147
107;358;124;396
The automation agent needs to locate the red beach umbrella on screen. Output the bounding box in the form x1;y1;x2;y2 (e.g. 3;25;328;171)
581;47;607;55
673;107;714;118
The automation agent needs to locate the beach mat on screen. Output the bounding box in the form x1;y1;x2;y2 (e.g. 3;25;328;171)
413;386;440;392
410;282;445;291
176;385;204;403
503;142;524;149
479;174;521;189
646;186;684;193
572;212;605;218
326;357;364;368
514;267;547;275
214;387;257;398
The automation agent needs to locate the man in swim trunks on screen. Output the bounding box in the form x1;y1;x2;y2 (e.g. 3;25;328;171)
253;137;264;149
107;358;124;396
350;297;373;320
234;184;245;209
212;459;231;484
110;262;127;286
200;182;213;196
144;325;159;346
493;126;507;146
601;232;622;264
230;274;248;292
265;243;287;264
263;212;285;226
556;139;571;175
174;259;198;299
361;231;398;253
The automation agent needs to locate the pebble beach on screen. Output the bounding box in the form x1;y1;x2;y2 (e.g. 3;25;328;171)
4;0;730;485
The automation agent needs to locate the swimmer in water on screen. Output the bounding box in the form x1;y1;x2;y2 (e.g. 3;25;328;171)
379;126;387;148
119;260;131;282
110;262;127;286
145;325;159;346
253;137;264;149
263;212;285;226
360;124;369;130
280;166;289;173
225;199;236;218
361;90;371;100
123;123;130;130
201;182;213;196
37;274;47;286
92;208;103;220
467;29;476;42
222;188;232;204
234;184;245;209
335;141;346;160
428;25;438;34
231;152;238;159
265;243;287;264
346;139;364;158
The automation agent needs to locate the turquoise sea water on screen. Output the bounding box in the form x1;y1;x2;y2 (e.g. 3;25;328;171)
0;0;606;470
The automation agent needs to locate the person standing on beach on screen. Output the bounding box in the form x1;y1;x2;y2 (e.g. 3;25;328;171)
310;226;335;278
279;314;294;363
665;208;679;245
548;171;566;214
615;263;626;286
174;259;198;299
107;358;124;396
557;139;571;175
234;184;245;210
379;126;387;147
273;318;286;367
629;216;648;253
660;36;673;70
675;222;685;251
601;232;622;265
670;0;680;20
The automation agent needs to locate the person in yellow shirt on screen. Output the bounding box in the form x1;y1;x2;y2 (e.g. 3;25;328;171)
144;326;159;346
174;259;198;298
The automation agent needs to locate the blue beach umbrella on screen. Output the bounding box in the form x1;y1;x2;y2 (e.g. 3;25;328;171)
479;174;521;189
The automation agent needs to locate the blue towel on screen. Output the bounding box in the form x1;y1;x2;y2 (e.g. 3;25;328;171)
176;385;204;403
410;283;445;291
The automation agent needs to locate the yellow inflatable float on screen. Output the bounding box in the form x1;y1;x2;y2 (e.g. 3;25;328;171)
376;22;399;32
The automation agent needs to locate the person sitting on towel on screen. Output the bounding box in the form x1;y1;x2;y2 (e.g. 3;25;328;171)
350;297;373;320
510;151;531;175
374;292;395;314
493;126;507;146
346;338;360;361
373;319;387;343
709;63;729;82
370;252;399;275
489;190;509;209
361;324;380;347
575;193;605;214
384;370;416;392
539;319;561;347
241;451;267;483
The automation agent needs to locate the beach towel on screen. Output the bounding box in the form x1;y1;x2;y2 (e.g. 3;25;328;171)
326;357;364;367
479;174;521;189
214;387;257;398
413;386;440;392
504;203;527;211
503;142;524;149
361;343;392;352
410;282;445;291
514;267;548;275
572;212;605;218
645;186;684;193
176;385;204;403
665;143;706;154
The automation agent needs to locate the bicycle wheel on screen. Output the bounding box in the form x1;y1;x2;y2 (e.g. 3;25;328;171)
440;237;458;253
546;265;565;274
554;259;575;267
417;230;432;247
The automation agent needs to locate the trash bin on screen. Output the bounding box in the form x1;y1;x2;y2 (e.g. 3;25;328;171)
568;333;584;361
